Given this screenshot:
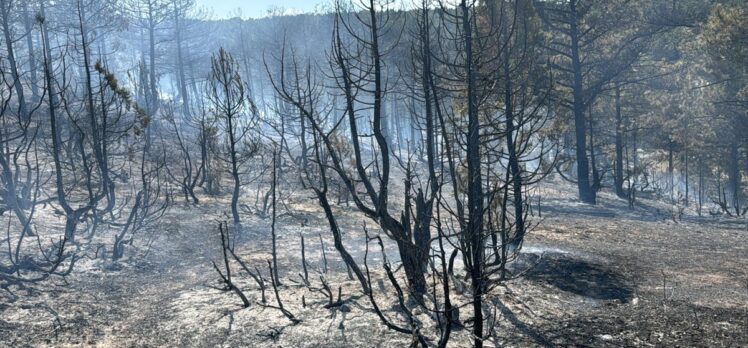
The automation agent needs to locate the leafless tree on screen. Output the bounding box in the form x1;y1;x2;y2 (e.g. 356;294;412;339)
207;48;260;225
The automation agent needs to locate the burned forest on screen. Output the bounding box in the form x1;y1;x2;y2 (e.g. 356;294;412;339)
0;0;747;347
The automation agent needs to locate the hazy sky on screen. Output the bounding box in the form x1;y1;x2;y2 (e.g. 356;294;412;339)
194;0;326;19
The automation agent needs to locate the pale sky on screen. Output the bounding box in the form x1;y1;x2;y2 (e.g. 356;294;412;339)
194;0;328;19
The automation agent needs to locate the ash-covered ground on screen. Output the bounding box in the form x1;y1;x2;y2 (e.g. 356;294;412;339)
1;178;746;347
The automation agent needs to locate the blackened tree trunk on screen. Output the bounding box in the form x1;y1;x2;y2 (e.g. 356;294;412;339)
147;0;160;115
22;1;39;100
41;9;95;254
698;158;704;216
418;2;439;293
461;1;484;346
271;148;281;284
728;139;741;215
503;27;524;251
614;84;626;198
684;149;689;205
589;102;601;192
1;0;29;121
208;48;258;225
77;1;114;212
569;0;595;204
228;112;241;224
629;122;639;207
668;139;675;203
172;0;191;117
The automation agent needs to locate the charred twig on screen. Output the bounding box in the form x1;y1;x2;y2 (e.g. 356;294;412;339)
213;222;250;308
300;234;309;284
319;275;343;309
363;227;427;346
266;259;300;324
318;233;328;274
227;247;266;304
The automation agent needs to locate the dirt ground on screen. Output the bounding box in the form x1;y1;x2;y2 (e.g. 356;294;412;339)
1;178;746;347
